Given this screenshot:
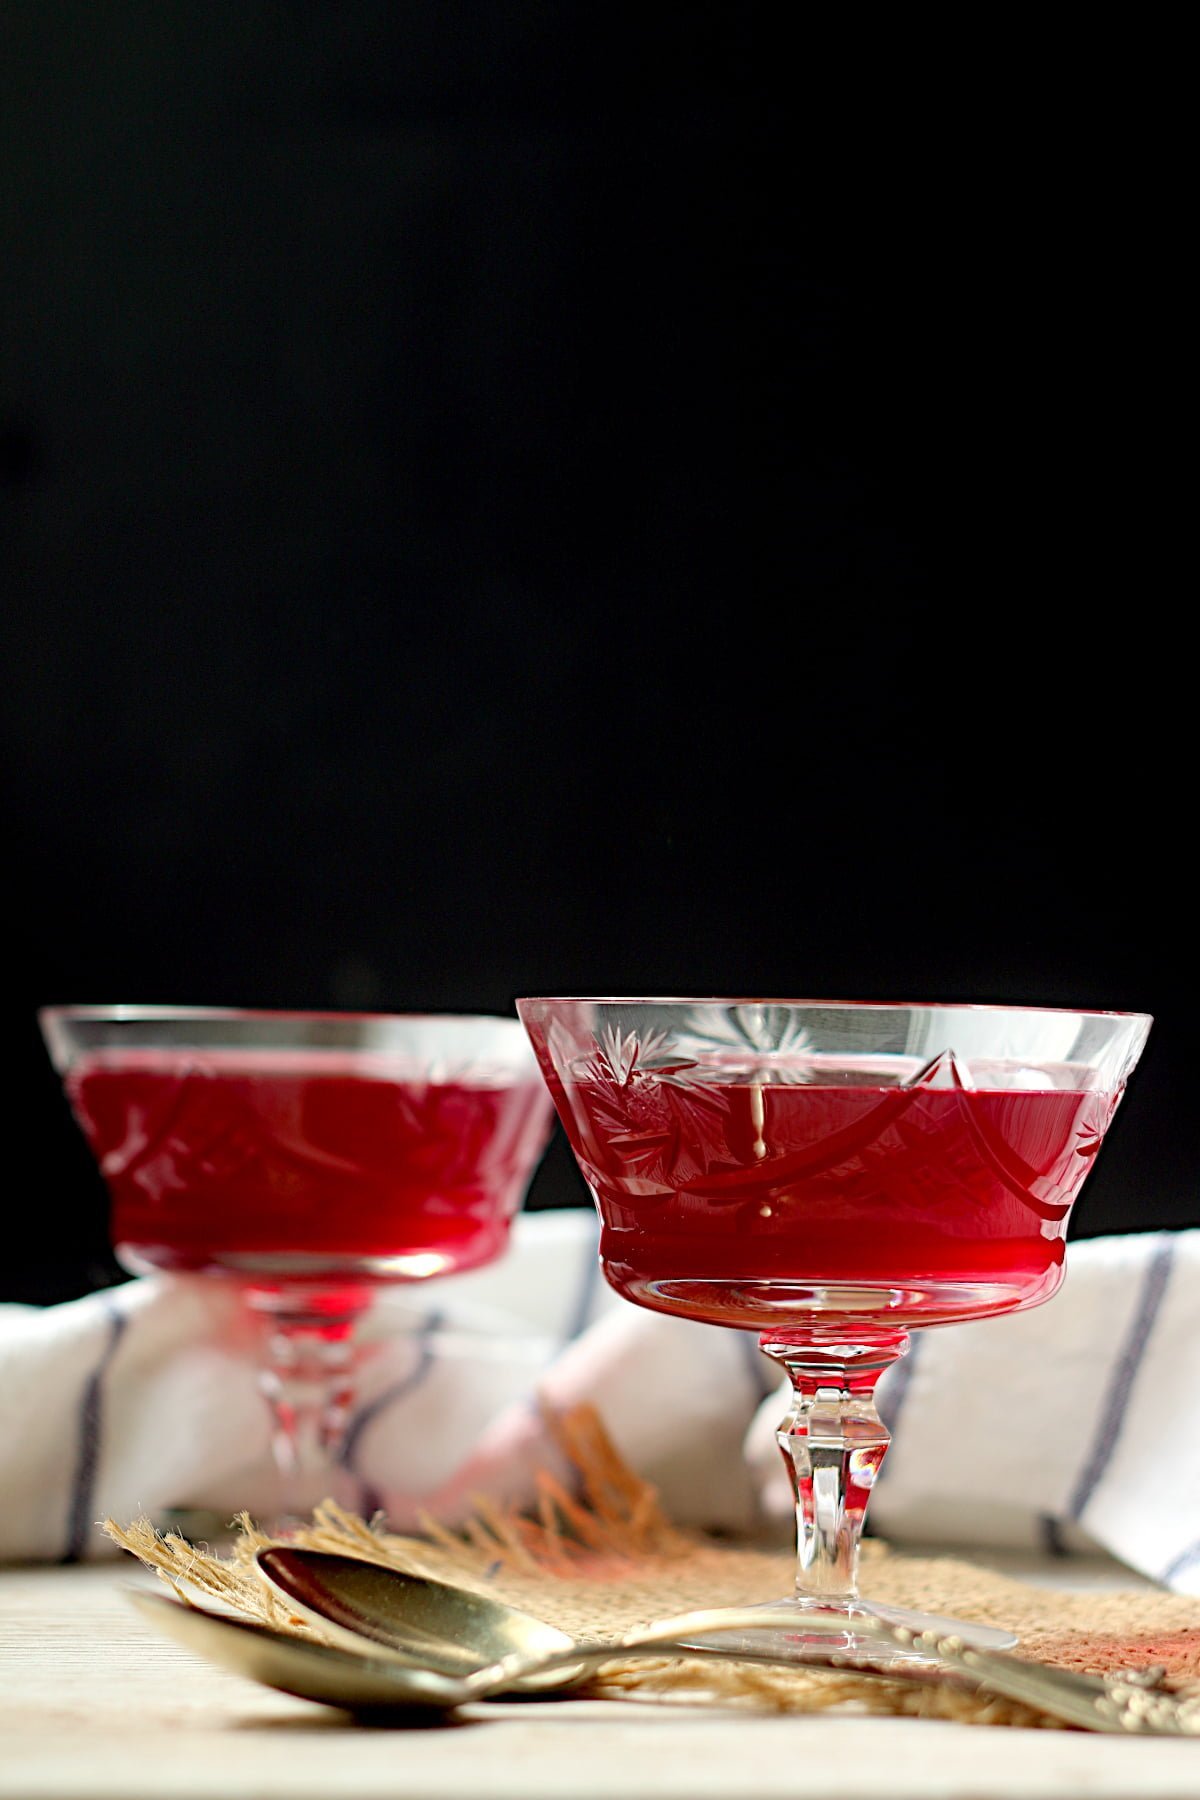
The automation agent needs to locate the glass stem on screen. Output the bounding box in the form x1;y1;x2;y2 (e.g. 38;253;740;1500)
760;1328;909;1603
245;1288;368;1513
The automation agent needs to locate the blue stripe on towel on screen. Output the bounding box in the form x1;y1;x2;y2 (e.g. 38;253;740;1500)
456;1222;604;1513
62;1300;129;1564
1160;1540;1200;1587
1038;1513;1070;1557
338;1310;443;1514
1066;1234;1177;1524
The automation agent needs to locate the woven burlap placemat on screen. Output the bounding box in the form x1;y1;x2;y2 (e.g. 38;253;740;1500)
105;1403;1200;1729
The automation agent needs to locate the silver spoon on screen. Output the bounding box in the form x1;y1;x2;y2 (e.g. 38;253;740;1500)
256;1548;1200;1737
130;1585;1200;1733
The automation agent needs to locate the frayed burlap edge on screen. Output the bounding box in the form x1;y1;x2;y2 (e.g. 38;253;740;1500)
104;1401;1200;1729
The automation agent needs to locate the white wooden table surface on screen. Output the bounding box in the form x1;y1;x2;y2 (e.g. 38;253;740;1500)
3;1557;1200;1800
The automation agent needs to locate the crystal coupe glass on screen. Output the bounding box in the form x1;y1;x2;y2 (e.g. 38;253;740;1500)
40;1004;555;1519
516;997;1152;1663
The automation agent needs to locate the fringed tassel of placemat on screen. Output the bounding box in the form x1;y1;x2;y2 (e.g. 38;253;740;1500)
104;1399;696;1609
104;1400;1200;1727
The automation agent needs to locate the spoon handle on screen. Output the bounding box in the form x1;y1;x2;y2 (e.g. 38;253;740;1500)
927;1639;1200;1736
472;1607;1200;1735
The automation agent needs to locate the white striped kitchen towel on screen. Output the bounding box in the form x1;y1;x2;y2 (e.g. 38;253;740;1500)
1;1211;1196;1593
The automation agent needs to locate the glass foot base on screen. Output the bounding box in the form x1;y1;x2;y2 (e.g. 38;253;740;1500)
677;1595;1017;1669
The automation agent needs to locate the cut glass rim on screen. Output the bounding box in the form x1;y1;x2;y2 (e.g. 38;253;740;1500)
38;1003;524;1025
515;996;1153;1022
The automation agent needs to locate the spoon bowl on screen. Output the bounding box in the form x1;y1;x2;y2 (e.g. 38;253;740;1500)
129;1589;481;1714
256;1547;584;1691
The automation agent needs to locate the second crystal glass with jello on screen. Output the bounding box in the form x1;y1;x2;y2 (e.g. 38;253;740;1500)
39;1004;556;1523
516;997;1152;1663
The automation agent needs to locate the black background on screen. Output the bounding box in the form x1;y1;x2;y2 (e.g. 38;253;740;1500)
2;8;1191;1304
